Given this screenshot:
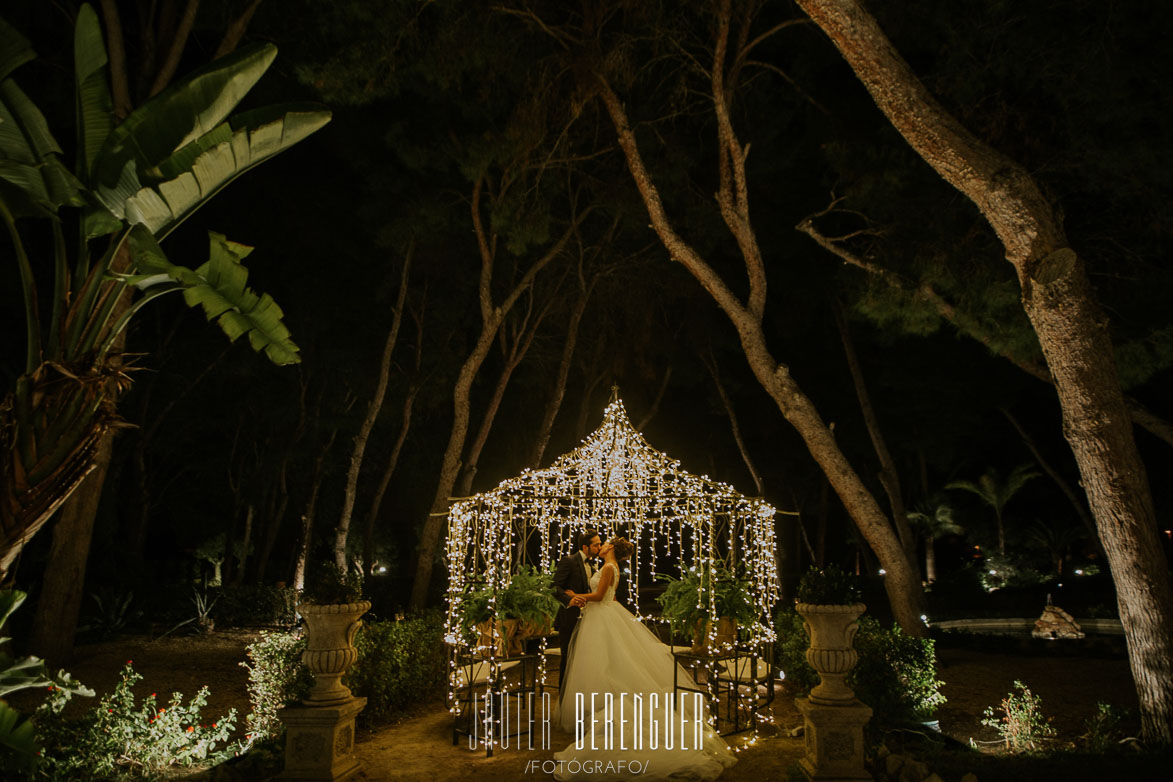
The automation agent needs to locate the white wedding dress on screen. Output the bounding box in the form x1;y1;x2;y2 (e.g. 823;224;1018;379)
553;563;737;781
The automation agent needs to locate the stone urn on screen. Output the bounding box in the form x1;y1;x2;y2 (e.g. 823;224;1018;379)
796;602;866;705
298;600;371;705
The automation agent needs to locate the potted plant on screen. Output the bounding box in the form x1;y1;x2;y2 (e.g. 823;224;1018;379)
657;565;758;653
297;563;370;705
794;565;865;705
459;566;561;657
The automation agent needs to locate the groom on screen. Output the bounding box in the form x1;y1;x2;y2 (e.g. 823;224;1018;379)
552;528;601;693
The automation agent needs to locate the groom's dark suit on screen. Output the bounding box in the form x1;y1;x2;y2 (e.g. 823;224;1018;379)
552;550;593;692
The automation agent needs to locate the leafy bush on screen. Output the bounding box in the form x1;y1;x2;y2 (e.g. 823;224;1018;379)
210;584;298;627
0;590;93;772
347;613;447;723
981;680;1056;752
773;608;945;724
459;566;562;640
302;562;364;605
979;554;1048;592
240;632;312;742
240;613;446;731
656;566;758;639
795;565;862;604
1078;701;1131;753
33;663;239;780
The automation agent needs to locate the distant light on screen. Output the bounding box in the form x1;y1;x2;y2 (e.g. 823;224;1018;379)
989;569;997;575
973;545;981;550
378;566;387;574
777;670;786;681
878;568;886;575
920;614;929;624
1074;569;1084;576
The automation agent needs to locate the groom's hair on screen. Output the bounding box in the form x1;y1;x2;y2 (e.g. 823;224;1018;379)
577;529;600;549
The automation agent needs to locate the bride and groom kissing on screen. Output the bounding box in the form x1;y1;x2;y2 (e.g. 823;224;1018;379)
549;529;737;781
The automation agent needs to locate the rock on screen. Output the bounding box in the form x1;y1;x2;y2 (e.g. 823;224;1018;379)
1032;604;1085;639
885;753;906;776
961;773;979;782
899;759;929;782
788;724;804;737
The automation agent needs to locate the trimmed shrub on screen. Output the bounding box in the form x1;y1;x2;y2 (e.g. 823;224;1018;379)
241;632;312;742
774;608;945;724
347;613;447;723
239;613;446;733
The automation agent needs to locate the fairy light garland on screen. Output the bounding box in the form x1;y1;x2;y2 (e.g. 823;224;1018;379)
443;398;780;750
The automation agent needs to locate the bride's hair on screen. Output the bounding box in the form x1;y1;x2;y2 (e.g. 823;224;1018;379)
610;537;635;561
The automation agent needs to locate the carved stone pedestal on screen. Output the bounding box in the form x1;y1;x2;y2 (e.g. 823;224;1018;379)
278;696;366;781
795;696;872;780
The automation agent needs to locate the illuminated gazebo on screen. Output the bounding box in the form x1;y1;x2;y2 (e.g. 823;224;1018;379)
443;396;780;669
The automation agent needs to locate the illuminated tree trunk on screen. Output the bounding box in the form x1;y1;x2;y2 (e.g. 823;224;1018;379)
796;0;1173;743
593;2;926;637
408;179;586;609
334;252;411;571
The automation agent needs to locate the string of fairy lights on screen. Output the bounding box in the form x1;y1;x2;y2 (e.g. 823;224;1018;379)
443;398;780;751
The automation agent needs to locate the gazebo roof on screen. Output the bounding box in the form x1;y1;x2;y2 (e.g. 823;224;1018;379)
452;398;773;510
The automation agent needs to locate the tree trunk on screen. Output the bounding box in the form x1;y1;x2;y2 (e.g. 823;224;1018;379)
294;429;337;592
705;354;764;496
362;384;418;574
594;21;927;635
29;435;114;664
232;504;254;587
334;253;411;570
529;269;597;467
924;535;937;584
1000;406;1101;549
408;178;585;609
797;0;1173;742
833;300;918;571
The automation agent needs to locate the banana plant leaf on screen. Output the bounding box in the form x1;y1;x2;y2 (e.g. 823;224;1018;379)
0;701;37;767
0;80;84;213
127;226;301;365
0;16;34;83
116;104;330;237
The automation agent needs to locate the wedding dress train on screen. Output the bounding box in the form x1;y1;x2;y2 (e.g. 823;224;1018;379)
553;563;736;781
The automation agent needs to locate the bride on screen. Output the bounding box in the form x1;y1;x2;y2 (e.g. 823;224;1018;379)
553;537;736;781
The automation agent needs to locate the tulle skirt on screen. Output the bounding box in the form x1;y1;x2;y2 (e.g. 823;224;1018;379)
553;600;736;781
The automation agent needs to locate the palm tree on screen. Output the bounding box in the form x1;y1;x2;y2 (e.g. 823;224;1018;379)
907;497;963;584
946;464;1041;555
1026;519;1086;577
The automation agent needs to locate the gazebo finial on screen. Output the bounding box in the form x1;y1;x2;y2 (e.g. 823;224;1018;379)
609;384;620;402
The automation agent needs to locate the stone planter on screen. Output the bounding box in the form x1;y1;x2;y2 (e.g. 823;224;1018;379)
298;600;371;705
795;602;866;706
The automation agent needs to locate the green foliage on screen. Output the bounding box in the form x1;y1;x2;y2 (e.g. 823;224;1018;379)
33;663;239;780
852;618;946;722
497;566;562;625
795;565;862;605
458;566;562;640
240;632;312;742
981;680;1056;753
347;614;447;724
302;563;365;605
78;587;140;638
773;607;819;694
240;615;446;730
0;590;93;771
1078;701;1132;753
774;609;945;724
655;566;759;638
979;554;1048;592
210;584;298;627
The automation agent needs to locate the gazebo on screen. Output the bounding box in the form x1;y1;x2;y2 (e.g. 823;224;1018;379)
443;397;780;670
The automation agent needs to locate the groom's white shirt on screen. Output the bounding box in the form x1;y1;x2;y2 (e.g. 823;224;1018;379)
577;550;592;583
